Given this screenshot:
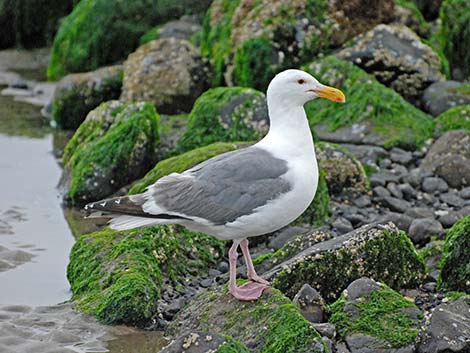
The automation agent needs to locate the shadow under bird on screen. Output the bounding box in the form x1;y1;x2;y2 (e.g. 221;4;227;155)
84;69;345;301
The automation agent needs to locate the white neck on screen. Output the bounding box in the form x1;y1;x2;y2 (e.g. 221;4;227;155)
257;95;315;160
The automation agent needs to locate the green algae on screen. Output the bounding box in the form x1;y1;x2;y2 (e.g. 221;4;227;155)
439;0;470;79
216;337;250;353
434;104;470;135
438;216;470;293
68;225;224;326
177;87;267;153
129;142;247;195
329;287;419;347
270;227;426;301
139;25;161;45
169;286;325;353
303;56;434;149
62;101;159;205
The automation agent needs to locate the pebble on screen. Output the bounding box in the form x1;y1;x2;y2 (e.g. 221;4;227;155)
199;278;213;288
422;177;449;193
370;172;400;187
217;261;229;273
312;323;336;339
373;186;390;198
399;183;417;200
440;192;464;207
208;269;221;277
405;207;435;219
387;182;403;199
404;168;423;187
378;212;412;232
461;187;470;200
381;196;411;213
409;218;444;245
293;284;326;323
390;147;413;165
332;217;354;234
353;195;371;208
379;158;392;169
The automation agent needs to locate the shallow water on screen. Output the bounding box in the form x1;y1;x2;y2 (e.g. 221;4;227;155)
0;99;75;305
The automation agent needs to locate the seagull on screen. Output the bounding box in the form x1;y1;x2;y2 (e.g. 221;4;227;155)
84;69;345;301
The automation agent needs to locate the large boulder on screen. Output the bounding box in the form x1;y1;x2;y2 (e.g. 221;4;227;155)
47;0;211;80
422;81;470;117
167;286;325;353
120;38;209;115
139;15;202;45
262;223;426;301
420;130;470;188
304;56;434;149
202;0;395;90
417;296;470;353
0;0;74;49
59;101;159;205
439;0;470;80
67;225;224;326
316;142;369;198
434;104;470;135
338;24;442;102
52;65;123;130
177;87;268;153
329;278;421;352
438;216;470;293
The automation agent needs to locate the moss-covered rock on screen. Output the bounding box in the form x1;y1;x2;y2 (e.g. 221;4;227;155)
439;0;470;80
434;104;470;135
67;225;224;326
139;15;202;45
167;286;325;353
316;142;369;198
202;0;395;90
422;81;470;117
394;0;430;36
158;114;190;157
438;216;470;293
177;87;268;153
303;56;434;149
129;142;248;195
262;223;426;301
120;38;209;115
337;24;442;101
329;278;421;350
47;0;211;80
0;0;74;49
59;101;159;205
52;65;123;130
160;331;250;353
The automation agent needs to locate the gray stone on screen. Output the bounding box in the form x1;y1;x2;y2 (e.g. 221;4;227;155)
417;297;470;353
422;80;470;117
409;218;444;245
379;158;392;169
399;183;417;200
157;15;202;42
390;148;413;165
387;182;403;199
346;277;381;301
440;192;464;207
312;323;336;339
421;131;470;188
338;24;442;101
160;331;243;353
405;207;435;219
121;38;209;114
371;172;400;187
347;333;414;353
268;226;311;251
353;196;372;208
340;144;388;164
422;177;449;193
378;212;412;232
374;186;391;198
332;217;354;235
293;284;326;323
382;197;411;213
461;187;470;200
404;168;423;187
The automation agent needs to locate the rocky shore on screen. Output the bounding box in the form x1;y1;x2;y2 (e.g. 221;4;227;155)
1;0;470;352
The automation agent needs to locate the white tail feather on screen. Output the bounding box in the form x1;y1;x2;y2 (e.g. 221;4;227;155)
109;215;161;231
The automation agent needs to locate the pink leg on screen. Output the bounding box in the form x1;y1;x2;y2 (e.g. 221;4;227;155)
228;240;268;301
240;239;270;285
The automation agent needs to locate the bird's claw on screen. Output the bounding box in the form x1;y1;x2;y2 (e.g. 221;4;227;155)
229;281;269;301
247;273;270;285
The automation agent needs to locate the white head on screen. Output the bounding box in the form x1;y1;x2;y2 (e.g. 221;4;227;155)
267;69;345;107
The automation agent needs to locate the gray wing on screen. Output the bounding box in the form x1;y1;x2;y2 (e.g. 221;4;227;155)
150;147;292;225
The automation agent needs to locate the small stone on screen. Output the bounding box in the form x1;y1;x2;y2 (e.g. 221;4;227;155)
422;177;449;193
390;148;413;165
409;218;444;245
199;278;213;288
312;323;336;339
208;269;221;277
422;282;437;293
461;187;470;200
404;168;422;187
378;212;412;232
399;183;417;200
353;196;371;208
379;158;392;169
405;207;435;219
440;192;464;207
438;212;460;228
387;182;403;199
293;284;326;323
381;196;411;213
332;217;354;234
346;277;382;300
370;172;400;187
218;261;229;273
373;186;391;198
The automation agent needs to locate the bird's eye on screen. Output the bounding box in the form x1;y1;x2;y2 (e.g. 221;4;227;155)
297;79;306;84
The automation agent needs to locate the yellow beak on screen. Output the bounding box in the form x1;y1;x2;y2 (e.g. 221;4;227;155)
312;84;346;103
